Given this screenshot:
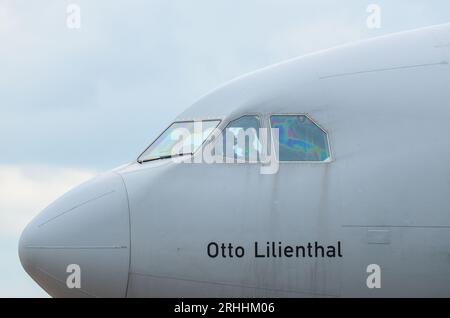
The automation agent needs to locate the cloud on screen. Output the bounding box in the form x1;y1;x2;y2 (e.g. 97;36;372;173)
0;165;96;237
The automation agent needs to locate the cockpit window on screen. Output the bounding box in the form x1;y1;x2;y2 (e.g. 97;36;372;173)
222;115;261;162
138;120;220;163
270;115;330;162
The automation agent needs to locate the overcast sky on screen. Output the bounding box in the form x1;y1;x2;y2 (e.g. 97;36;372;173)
1;0;450;297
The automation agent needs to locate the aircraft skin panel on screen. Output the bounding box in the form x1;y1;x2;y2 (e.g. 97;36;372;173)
126;272;338;298
121;163;343;297
19;172;131;297
119;23;450;297
341;227;450;297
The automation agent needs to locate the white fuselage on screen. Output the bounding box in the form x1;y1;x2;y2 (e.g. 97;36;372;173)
20;23;450;297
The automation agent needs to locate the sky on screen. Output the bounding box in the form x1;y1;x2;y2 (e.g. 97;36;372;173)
1;0;450;298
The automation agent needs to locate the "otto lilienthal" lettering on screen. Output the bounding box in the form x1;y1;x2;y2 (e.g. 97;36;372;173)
207;241;343;259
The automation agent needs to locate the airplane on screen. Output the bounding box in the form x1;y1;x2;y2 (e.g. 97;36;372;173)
19;22;450;297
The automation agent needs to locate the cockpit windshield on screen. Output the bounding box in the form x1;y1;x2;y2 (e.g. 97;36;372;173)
137;120;221;163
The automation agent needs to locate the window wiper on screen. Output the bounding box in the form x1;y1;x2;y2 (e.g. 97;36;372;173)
138;152;193;164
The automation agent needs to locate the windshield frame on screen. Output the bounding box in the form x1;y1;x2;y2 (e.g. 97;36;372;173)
137;119;222;164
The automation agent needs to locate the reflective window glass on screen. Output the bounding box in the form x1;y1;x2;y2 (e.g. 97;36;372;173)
270;115;330;161
223;115;261;162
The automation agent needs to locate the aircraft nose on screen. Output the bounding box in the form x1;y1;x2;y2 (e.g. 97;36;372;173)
18;171;130;298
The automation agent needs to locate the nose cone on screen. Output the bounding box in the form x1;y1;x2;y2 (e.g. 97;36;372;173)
19;172;130;298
